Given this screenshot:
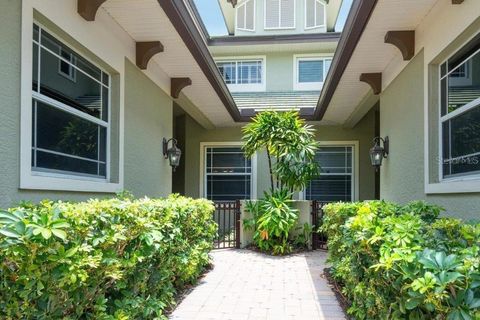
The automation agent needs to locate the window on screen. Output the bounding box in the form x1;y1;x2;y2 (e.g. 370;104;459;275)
204;147;253;201
236;0;255;32
265;0;295;30
305;0;326;29
32;24;109;179
305;146;354;202
294;56;332;90
216;58;265;92
440;34;480;179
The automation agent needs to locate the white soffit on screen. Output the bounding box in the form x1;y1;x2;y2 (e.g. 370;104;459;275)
323;0;438;125
209;41;338;55
102;0;235;127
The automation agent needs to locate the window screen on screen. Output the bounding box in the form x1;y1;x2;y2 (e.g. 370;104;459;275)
236;0;255;31
305;146;353;202
305;0;325;29
440;34;480;178
265;0;295;29
205;147;252;201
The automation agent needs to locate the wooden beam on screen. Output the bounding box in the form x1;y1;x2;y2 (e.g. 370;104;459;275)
452;0;464;4
384;31;415;60
171;77;192;99
136;41;164;70
360;73;382;95
77;0;106;21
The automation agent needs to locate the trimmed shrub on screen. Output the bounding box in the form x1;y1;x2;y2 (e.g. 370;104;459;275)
0;195;216;319
322;201;480;320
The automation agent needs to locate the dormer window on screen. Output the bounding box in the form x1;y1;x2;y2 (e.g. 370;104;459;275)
265;0;296;30
305;0;326;29
236;0;255;32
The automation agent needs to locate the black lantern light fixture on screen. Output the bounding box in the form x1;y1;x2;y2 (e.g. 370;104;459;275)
370;136;389;171
163;138;182;171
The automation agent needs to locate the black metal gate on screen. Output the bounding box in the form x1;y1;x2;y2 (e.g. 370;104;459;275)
311;200;328;250
213;201;241;249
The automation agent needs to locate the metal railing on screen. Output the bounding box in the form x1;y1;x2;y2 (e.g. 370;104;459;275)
212;201;241;249
311;200;329;250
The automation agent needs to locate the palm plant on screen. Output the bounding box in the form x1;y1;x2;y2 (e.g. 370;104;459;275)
242;110;320;194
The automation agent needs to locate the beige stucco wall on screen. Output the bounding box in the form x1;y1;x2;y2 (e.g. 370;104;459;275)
379;50;480;220
183;109;376;201
0;0;172;207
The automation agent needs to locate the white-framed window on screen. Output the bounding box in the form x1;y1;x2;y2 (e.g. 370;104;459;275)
293;55;332;91
439;35;480;180
305;0;326;30
264;0;296;30
236;0;255;32
201;144;256;201
32;23;110;180
216;57;266;92
304;144;357;202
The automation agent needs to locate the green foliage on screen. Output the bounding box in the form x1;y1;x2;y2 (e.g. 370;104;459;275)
0;195;216;319
242;110;320;193
244;190;305;255
322;201;480;319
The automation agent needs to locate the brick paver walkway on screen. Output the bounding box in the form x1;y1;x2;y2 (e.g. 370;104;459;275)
170;249;345;320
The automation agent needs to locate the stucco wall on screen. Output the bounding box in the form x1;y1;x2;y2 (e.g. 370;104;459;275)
0;0;172;208
183;110;376;201
380;50;480;220
123;59;173;198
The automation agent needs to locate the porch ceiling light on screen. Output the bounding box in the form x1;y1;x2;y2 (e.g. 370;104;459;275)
370;136;389;171
163;138;182;171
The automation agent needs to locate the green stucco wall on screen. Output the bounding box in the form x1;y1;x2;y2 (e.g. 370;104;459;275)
182;110;376;201
0;0;172;208
123;59;173;198
380;50;480;220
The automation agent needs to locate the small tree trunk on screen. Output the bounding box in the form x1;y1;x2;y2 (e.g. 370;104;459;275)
266;148;274;192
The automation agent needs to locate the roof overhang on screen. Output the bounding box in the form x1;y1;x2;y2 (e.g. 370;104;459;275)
208;32;341;46
315;0;442;125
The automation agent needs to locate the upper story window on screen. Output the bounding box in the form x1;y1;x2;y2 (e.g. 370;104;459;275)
294;55;332;91
265;0;296;30
236;0;255;32
216;58;265;92
32;24;110;179
305;0;326;29
440;34;480;179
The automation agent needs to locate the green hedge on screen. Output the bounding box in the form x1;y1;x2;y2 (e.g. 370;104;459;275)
0;195;216;319
322;201;480;320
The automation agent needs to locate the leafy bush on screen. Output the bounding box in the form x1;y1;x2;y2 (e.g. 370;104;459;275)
322;201;480;320
0;195;216;319
244;190;307;255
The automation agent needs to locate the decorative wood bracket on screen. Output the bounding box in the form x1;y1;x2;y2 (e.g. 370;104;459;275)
452;0;464;4
384;31;415;61
227;0;238;8
136;41;164;70
77;0;107;21
171;77;192;99
360;73;382;95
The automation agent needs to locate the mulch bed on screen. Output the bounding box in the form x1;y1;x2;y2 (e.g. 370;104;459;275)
323;267;352;319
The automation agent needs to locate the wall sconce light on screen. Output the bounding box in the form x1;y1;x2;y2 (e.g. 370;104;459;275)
163;138;182;171
370;136;389;171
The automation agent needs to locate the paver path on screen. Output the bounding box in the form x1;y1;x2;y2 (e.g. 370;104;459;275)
170;249;345;320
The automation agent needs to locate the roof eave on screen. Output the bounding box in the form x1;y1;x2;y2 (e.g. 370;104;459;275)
314;0;379;120
208;32;341;46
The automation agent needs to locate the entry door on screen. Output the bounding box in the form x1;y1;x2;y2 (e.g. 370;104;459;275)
305;145;354;202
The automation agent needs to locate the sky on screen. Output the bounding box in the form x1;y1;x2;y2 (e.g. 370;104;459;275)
193;0;354;36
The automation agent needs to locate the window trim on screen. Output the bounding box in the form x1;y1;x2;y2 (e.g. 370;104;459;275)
264;0;296;30
235;0;256;32
215;56;266;92
438;40;480;183
300;141;360;201
20;19;122;193
304;0;326;30
293;54;332;91
199;142;257;200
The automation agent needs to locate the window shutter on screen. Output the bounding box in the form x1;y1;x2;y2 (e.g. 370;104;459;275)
305;0;315;28
315;0;325;27
280;0;295;28
265;0;280;28
237;4;246;29
245;0;255;30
